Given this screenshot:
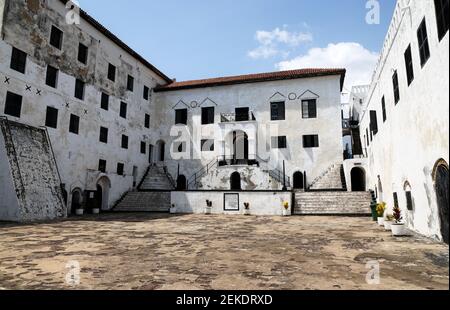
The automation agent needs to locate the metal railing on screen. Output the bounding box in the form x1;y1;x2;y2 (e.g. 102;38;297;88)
187;158;219;189
255;155;291;188
220;111;256;123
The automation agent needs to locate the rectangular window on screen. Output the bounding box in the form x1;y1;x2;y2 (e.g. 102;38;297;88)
101;93;109;111
366;128;370;146
302;99;317;119
121;135;129;149
303;135;319;148
175;109;188;125
50;25;63;50
143;86;150;100
69;114;80;135
107;63;116;82
271;136;287;149
145;114;150;128
393;192;399;209
392;70;400;104
45;106;58;129
10;47;27;73
120;102;127;119
235;107;250;121
74;79;85;100
4;91;23;118
271;102;285;121
370;111;378;136
404;45;414;86
127;75;134;91
417;18;431;67
98;159;107;173
117;163;124;176
141;142;146;154
201;139;215;152
434;0;449;41
406;191;414;211
381;96;387;123
201;107;215;125
78;43;88;64
46;65;59;88
99;127;108;144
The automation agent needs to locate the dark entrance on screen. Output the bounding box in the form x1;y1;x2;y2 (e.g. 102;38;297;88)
293;171;304;189
70;190;82;215
177;175;187;191
230;172;241;190
233;131;249;165
156;141;165;162
94;185;103;210
149;144;154;164
351;167;366;191
435;164;449;244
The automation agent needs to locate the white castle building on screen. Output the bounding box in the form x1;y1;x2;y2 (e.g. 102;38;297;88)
347;0;449;243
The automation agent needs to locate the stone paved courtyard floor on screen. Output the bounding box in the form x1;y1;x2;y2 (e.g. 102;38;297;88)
0;214;448;290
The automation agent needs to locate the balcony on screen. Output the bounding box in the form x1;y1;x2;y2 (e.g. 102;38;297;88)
220;111;256;123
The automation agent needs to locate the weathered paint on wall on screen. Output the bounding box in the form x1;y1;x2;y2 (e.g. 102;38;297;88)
357;0;449;241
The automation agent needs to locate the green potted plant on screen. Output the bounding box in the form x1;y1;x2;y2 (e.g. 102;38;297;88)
243;203;251;216
376;202;386;226
391;205;406;236
370;202;378;221
205;200;213;215
282;201;290;217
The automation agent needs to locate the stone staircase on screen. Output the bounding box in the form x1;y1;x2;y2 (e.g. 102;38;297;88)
309;164;347;190
294;191;372;215
113;165;174;212
114;192;171;212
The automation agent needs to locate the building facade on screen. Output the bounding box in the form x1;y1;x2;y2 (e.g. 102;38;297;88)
349;0;449;243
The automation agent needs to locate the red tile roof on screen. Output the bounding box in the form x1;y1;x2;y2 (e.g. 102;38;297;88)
155;68;346;92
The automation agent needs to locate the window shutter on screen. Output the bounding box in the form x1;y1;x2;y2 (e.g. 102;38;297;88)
370;111;378;135
309;100;317;118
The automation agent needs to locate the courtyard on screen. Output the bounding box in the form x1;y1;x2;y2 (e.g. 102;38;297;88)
0;214;448;290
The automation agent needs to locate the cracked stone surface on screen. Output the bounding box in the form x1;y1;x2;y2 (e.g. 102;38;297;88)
0;214;448;290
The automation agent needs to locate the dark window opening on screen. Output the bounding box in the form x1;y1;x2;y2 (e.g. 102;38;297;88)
417;18;431;67
145;114;150;128
4;92;22;118
121;135;129;149
201;139;215;152
235;107;250;121
107;63;116;81
434;0;449;41
393;192;399;209
143;86;149;100
127;75;134;91
45;106;58;129
117;163;124;176
370;110;379;136
78;43;88;64
120;102;127;119
366;128;370;146
392;70;400;104
69;114;80;135
101;93;109;111
303;135;319;148
381;96;387;123
98;159;107;173
50;26;63;50
74;79;85;100
406;191;414;211
99;127;108;144
46;65;58;88
174;142;186;153
10;47;27;73
271;136;287;149
175;109;188;125
404;45;414;86
141;142;146;154
271;102;285;121
302;99;317;119
202;107;215;125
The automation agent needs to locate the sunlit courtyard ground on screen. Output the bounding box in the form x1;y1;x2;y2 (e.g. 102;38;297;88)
0;214;448;290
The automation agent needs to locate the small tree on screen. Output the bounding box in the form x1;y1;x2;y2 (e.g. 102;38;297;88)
393;205;403;224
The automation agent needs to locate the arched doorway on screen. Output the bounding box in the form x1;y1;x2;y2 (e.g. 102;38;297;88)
351;167;366;191
177;175;187;191
433;160;449;244
232;131;248;165
293;171;304;190
230;172;241;190
70;189;82;215
96;176;111;211
155;140;165;162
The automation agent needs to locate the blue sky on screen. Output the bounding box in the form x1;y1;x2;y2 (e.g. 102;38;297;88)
80;0;397;89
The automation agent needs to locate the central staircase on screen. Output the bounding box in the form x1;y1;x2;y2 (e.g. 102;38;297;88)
113;165;175;212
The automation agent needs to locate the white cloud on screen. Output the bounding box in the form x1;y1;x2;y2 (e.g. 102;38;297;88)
276;42;379;91
248;27;312;60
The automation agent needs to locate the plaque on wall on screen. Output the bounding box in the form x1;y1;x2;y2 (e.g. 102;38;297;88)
224;193;240;211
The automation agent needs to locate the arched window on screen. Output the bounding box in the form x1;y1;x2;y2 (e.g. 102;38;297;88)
433;159;449;244
230;172;241;190
404;181;413;211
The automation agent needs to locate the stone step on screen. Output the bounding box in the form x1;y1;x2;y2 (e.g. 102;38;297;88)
294;191;371;215
114;192;171;212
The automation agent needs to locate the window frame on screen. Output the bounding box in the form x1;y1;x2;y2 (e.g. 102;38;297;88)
404;45;414;86
4;91;23;118
434;0;449;41
270;101;285;121
392;70;400;105
121;135;129;149
101;92;109;111
45;106;59;129
46;65;59;88
10;47;27;74
98;159;107;173
127;75;134;92
271;136;287;149
175;108;188;125
302;99;317;119
69;114;80;135
107;63;116;82
117;163;125;176
201;106;215;125
77;43;88;64
201;139;215;152
417;18;431;67
99;127;108;144
145;114;150;128
120;102;127;119
74;79;85;100
303;135;319;148
49;25;63;50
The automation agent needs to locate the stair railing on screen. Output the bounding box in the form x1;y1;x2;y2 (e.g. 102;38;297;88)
255;155;291;188
187;158;218;190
